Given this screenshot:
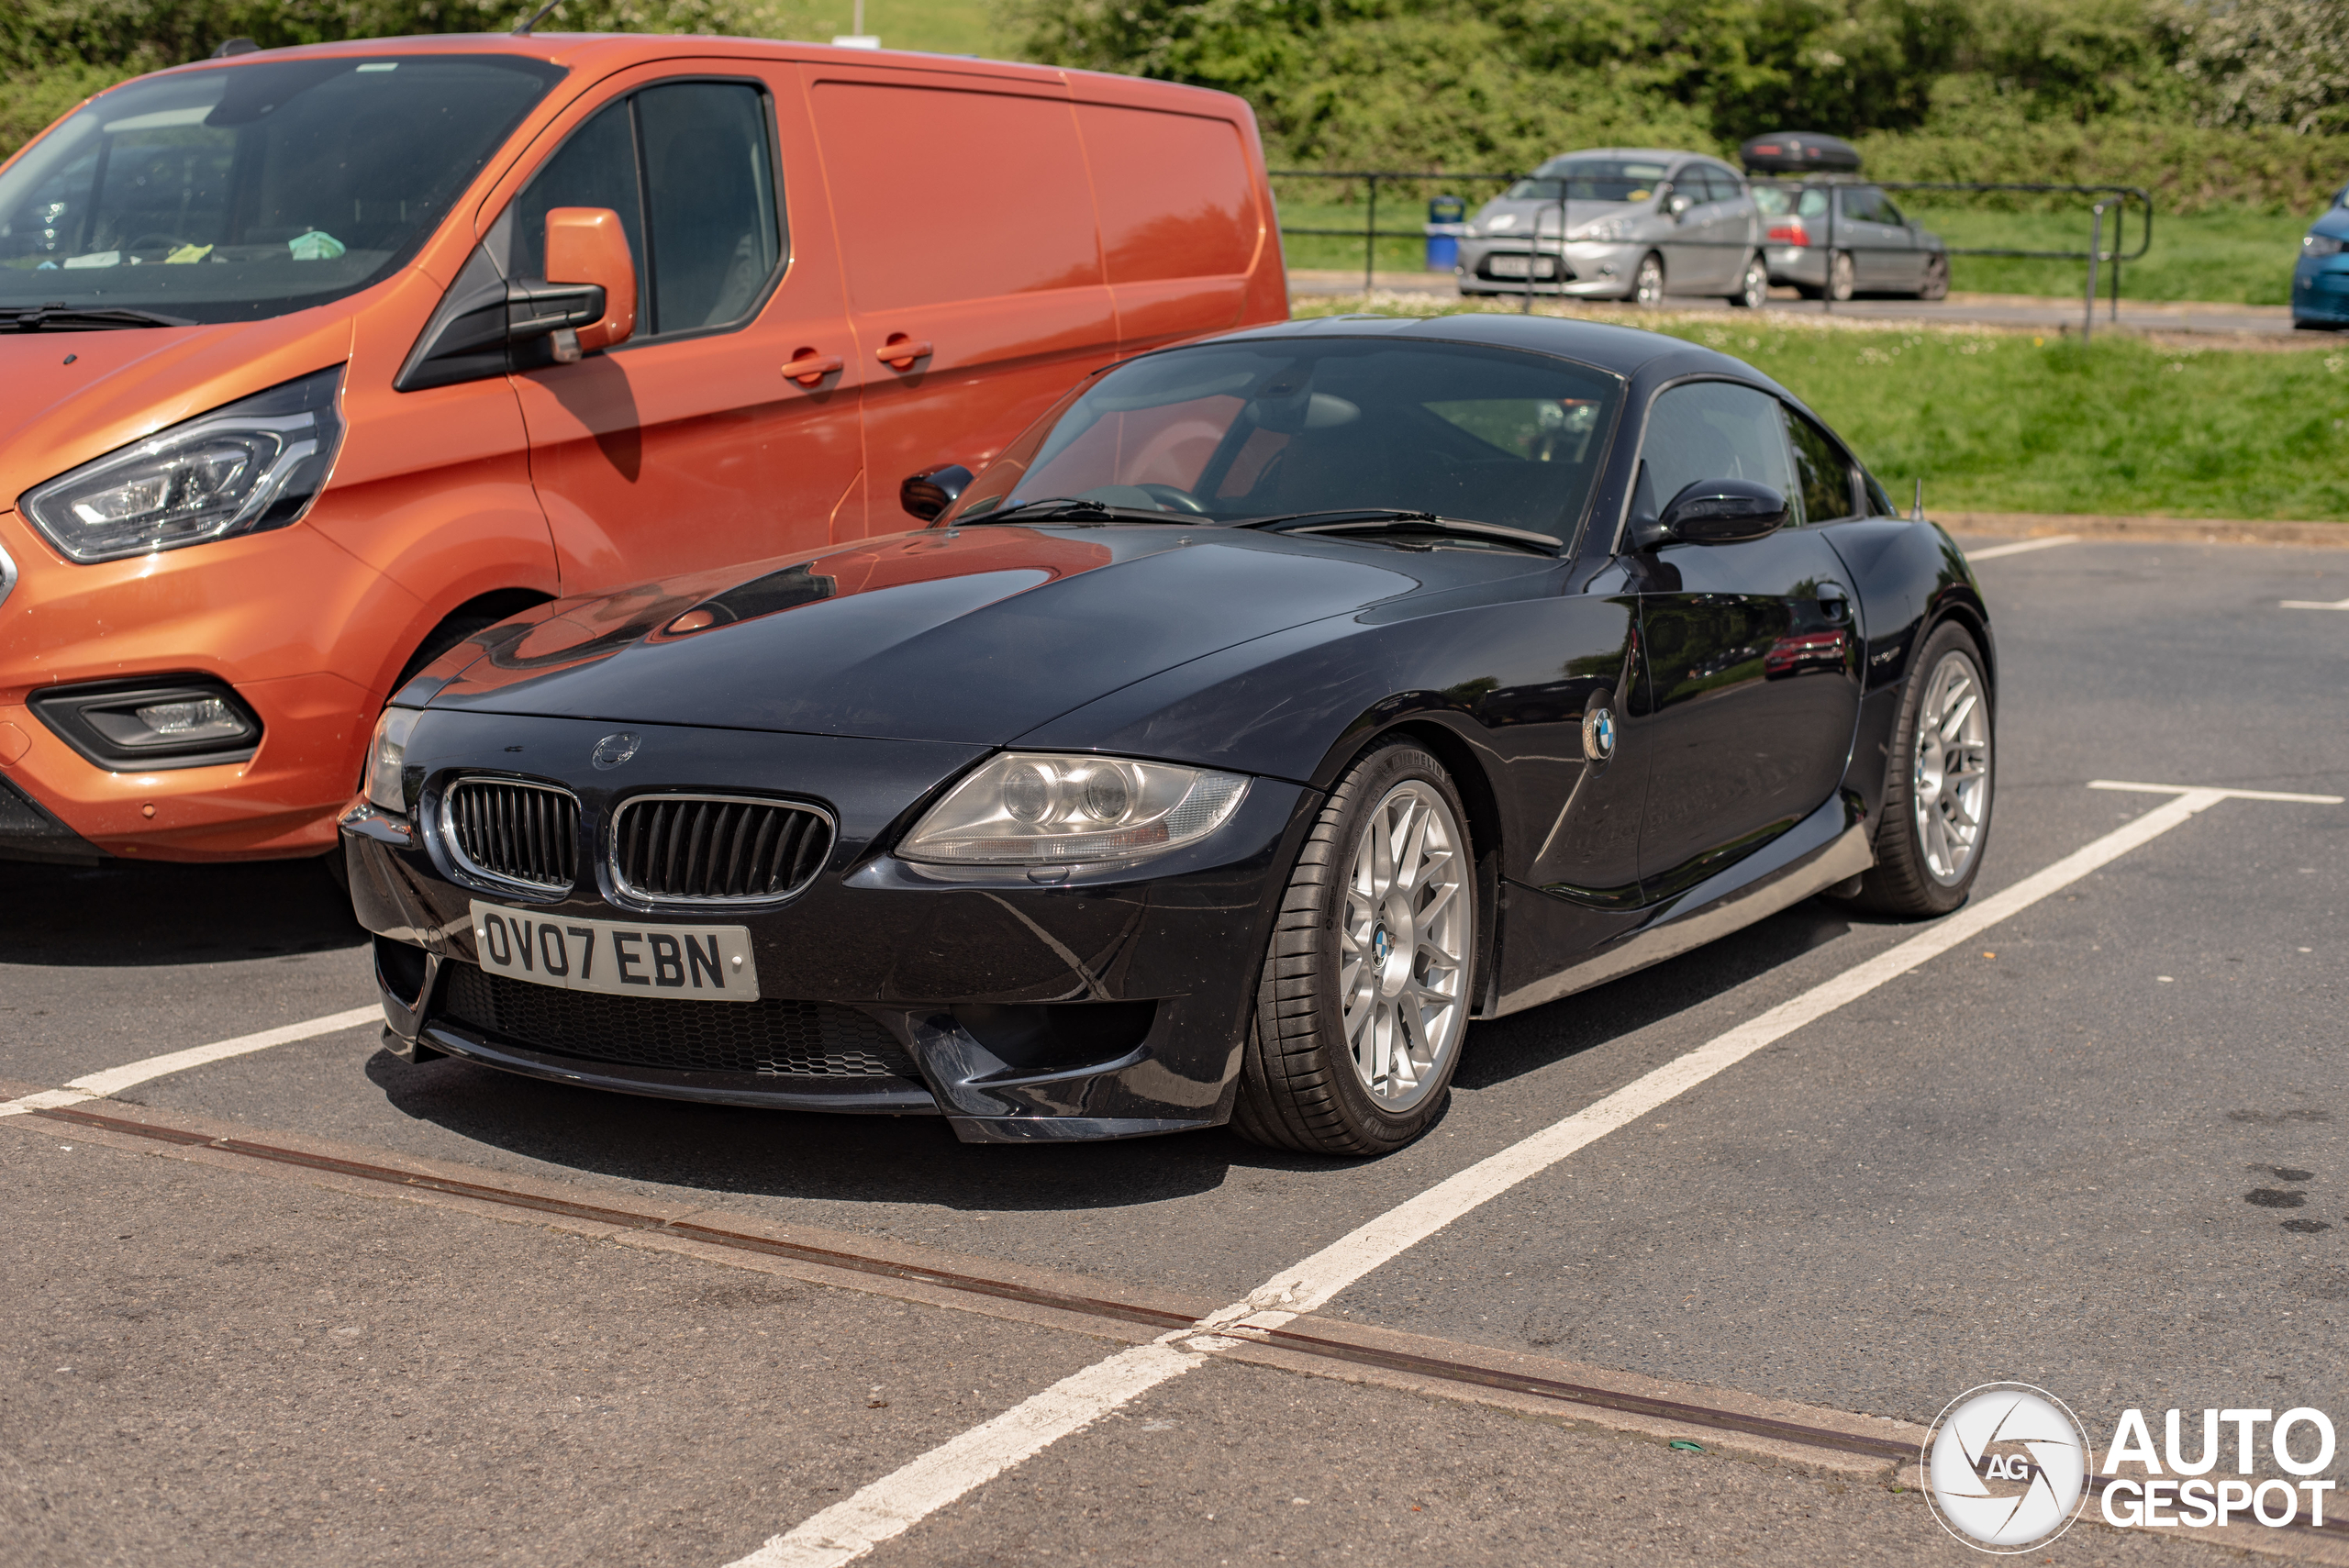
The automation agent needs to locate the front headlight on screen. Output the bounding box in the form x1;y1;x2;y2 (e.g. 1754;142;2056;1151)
20;364;345;564
900;752;1249;866
1578;217;1639;242
365;706;420;815
2307;234;2347;257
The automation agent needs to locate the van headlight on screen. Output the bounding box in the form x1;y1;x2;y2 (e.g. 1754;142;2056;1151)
365;706;421;814
19;364;344;563
900;752;1249;866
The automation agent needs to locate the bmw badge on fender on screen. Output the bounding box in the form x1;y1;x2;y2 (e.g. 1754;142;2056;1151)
341;314;1993;1154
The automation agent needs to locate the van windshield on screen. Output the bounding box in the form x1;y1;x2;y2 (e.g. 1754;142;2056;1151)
0;54;562;325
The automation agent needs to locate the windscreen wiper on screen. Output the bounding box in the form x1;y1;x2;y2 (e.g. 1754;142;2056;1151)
2;305;193;331
963;497;1185;527
1235;508;1560;554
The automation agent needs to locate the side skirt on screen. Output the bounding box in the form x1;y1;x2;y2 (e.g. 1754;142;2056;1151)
1491;790;1874;1018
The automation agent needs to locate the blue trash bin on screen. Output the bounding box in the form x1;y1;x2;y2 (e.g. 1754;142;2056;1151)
1426;194;1466;272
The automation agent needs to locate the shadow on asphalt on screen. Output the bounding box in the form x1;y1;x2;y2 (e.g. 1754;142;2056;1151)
357;895;1901;1212
0;855;364;966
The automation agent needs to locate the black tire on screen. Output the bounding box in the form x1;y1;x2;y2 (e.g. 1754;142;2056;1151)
1842;621;1993;917
1727;252;1769;309
1232;741;1477;1157
1918;252;1950;301
1828;250;1855;302
1631;251;1666;307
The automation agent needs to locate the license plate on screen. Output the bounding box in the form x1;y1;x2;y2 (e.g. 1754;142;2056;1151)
1488;254;1556;279
468;901;760;1001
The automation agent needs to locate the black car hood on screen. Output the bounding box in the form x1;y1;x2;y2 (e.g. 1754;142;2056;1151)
413;525;1428;745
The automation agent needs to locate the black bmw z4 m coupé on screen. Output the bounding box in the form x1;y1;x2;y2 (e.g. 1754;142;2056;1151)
344;314;1994;1156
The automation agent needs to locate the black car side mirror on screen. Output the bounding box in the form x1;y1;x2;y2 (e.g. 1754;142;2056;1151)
901;462;975;523
1635;478;1788;549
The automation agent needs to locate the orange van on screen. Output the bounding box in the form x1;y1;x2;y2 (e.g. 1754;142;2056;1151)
0;34;1286;864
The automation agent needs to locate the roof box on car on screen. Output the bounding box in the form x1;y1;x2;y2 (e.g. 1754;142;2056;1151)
1739;131;1862;174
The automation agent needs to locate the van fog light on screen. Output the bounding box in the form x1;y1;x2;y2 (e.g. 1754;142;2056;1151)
131;696;244;742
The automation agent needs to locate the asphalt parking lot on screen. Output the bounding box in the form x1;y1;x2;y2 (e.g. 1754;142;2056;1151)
5;531;2347;1566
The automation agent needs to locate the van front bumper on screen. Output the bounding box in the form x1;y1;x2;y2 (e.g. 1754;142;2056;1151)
0;508;398;863
2294;256;2349;326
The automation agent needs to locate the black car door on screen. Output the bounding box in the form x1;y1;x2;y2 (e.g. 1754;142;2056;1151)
1627;380;1863;900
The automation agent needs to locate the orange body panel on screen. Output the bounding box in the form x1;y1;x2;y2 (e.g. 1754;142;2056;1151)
0;33;1285;862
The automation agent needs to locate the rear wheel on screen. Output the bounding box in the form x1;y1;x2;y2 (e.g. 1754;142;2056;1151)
1842;621;1993;917
1233;742;1476;1156
1918;253;1950;301
1828;250;1856;302
1632;252;1666;306
1728;253;1769;309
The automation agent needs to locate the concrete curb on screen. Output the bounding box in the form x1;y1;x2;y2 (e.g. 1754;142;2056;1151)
1942;511;2349;549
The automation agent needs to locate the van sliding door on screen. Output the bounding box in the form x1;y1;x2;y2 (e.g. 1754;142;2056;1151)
806;64;1118;534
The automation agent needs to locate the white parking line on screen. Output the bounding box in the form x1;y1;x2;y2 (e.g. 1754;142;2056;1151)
1965;534;2079;562
0;1005;383;1119
724;780;2341;1568
2280;594;2349;610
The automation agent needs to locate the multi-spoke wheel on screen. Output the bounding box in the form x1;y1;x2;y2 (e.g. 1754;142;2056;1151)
1632;252;1666;307
1842;621;1994;916
1234;743;1477;1155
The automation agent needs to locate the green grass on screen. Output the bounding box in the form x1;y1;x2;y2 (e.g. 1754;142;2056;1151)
1294;295;2349;520
1905;203;2314;305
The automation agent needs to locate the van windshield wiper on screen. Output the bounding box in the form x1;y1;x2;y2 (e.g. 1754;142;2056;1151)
2;305;193;331
1235;508;1561;555
964;497;1185;527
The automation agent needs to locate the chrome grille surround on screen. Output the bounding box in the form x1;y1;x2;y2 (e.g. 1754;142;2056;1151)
440;776;581;895
607;793;834;907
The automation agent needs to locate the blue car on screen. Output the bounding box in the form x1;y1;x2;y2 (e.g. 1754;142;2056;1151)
2295;183;2349;329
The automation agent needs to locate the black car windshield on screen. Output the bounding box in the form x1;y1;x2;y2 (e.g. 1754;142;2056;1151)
0;54;562;324
1509;158;1671;205
947;338;1623;544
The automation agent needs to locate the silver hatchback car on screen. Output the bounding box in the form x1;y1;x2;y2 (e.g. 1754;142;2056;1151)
1456;149;1766;307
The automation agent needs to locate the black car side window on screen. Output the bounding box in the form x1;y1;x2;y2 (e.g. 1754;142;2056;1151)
1785;408;1859;525
1640;381;1798;519
510;81;782;340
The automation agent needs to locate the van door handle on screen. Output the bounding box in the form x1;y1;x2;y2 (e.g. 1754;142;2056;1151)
785;350;844;386
876;335;932;371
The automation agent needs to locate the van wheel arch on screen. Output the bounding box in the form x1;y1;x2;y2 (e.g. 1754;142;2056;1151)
391;590;553;695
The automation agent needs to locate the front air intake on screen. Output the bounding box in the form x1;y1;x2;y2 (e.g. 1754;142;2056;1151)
441;777;580;895
609;794;832;906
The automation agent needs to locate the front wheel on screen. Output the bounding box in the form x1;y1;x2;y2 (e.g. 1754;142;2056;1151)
1843;621;1993;917
1232;742;1477;1156
1727;252;1769;309
1631;252;1666;307
1918;253;1950;301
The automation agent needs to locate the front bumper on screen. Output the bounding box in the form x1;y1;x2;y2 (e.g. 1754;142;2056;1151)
2294;257;2349;325
343;708;1314;1143
1454;238;1646;298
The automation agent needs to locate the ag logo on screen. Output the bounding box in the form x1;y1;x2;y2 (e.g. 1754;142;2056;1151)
1924;1383;2090;1552
1582;703;1618;763
590;732;642;771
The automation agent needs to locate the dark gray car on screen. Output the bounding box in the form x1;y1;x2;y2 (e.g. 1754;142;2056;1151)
1753;180;1950;301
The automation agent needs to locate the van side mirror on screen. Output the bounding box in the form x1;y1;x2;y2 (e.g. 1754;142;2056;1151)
901;463;974;522
542;207;636;356
1635;478;1787;549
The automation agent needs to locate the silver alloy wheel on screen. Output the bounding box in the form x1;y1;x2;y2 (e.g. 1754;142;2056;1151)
1829;250;1855;302
1736;256;1768;308
1340;780;1472;1111
1912;651;1991;884
1633;253;1665;306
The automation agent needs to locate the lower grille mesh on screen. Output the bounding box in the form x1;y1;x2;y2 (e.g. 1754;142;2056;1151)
440;964;918;1079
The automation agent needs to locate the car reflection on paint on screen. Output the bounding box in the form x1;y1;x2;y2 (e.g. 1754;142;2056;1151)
343;313;1996;1158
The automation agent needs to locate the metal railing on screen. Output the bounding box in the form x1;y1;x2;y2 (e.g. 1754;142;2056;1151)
1273;170;2157;330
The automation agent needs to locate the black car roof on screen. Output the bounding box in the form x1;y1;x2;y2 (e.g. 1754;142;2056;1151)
1202;311;1770;386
